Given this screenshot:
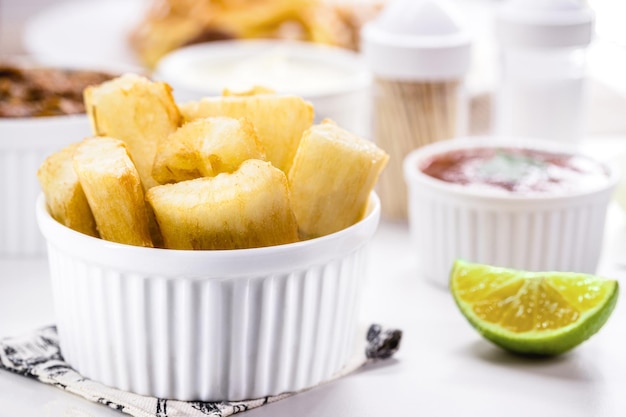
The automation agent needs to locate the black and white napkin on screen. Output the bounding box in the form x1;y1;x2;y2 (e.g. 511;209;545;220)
0;325;401;417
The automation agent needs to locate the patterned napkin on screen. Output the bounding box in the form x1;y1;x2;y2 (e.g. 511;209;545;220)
0;324;401;417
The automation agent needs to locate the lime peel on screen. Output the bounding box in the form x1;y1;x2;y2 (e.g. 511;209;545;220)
450;259;619;356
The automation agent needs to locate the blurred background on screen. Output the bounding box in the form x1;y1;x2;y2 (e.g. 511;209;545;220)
1;0;625;137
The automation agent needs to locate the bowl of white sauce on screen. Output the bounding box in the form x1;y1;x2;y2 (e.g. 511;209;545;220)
154;39;373;138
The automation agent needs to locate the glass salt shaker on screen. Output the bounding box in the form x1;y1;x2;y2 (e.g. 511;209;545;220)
494;0;594;144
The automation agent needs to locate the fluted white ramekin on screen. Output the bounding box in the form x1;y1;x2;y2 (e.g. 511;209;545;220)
36;193;380;401
0;115;91;256
403;137;620;287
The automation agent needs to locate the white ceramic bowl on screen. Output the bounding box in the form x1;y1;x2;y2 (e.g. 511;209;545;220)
154;40;373;138
0;114;91;256
36;192;380;401
403;137;619;287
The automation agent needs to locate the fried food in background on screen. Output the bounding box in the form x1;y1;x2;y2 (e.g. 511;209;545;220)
147;159;299;250
288;119;388;239
180;94;314;173
73;137;154;247
37;142;99;238
128;0;384;68
152;116;266;184
83;73;181;189
222;85;276;96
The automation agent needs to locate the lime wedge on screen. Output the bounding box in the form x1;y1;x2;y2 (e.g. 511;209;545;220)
450;259;619;356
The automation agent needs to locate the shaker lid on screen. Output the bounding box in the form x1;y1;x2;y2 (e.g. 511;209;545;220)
360;0;472;80
496;0;594;48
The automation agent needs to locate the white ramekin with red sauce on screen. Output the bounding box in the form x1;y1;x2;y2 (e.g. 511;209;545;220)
403;137;619;287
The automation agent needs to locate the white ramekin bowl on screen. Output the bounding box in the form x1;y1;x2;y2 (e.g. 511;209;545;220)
154;40;372;138
403;137;620;287
36;192;380;401
0;114;91;256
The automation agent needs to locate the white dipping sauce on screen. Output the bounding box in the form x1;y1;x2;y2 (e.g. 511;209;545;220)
170;47;360;96
156;40;373;137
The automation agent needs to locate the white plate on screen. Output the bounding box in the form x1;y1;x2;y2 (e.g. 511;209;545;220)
23;0;148;71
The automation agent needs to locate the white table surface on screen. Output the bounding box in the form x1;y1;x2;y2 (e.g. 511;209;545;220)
3;151;626;416
3;1;626;415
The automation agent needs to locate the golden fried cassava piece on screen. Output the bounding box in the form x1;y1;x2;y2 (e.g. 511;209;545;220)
152;116;266;184
37;142;99;238
83;73;181;189
288;120;388;238
73;137;154;247
179;94;314;173
222;86;276;96
146;159;299;250
128;0;313;69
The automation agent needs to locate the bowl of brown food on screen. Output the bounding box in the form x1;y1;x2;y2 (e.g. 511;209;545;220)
0;64;117;256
